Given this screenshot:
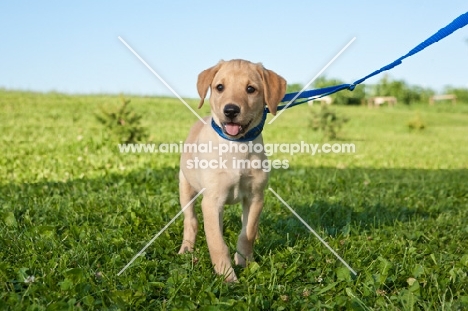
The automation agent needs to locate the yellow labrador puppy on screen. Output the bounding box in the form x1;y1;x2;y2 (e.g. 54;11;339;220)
178;59;286;282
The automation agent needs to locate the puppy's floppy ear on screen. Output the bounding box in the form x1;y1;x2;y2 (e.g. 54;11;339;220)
259;66;287;115
197;61;224;109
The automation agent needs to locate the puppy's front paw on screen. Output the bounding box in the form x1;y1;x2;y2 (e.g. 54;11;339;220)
178;242;194;254
234;251;254;267
224;272;238;283
213;258;237;282
234;252;246;267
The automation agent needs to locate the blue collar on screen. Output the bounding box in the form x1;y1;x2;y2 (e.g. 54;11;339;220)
211;109;267;142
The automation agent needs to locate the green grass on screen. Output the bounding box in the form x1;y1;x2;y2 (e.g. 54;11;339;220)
1;89;467;310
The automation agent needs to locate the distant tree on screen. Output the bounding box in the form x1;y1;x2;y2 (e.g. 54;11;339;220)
443;86;468;103
373;75;434;104
313;76;366;105
286;83;304;93
288;75;438;105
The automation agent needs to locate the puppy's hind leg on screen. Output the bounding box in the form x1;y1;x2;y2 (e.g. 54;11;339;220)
178;171;198;254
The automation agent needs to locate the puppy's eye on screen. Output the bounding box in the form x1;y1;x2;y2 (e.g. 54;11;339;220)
246;86;256;94
216;84;224;92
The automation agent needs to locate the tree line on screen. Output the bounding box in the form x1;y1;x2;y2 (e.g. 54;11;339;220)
287;75;468;105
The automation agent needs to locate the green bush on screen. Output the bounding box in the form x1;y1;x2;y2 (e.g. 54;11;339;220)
408;113;426;130
95;95;148;143
309;105;349;140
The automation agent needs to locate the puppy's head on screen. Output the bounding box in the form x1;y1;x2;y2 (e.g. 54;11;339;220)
197;59;286;139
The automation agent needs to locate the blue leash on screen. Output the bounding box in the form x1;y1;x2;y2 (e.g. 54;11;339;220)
270;11;468;113
213;11;468;141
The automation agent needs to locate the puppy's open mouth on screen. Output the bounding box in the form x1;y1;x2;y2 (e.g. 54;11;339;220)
222;120;252;137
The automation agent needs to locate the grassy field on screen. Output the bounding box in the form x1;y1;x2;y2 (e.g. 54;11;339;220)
1;89;467;310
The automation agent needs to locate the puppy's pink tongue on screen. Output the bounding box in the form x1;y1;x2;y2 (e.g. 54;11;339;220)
225;123;241;136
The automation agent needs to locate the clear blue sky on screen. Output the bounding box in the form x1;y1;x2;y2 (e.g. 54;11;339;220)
1;1;467;98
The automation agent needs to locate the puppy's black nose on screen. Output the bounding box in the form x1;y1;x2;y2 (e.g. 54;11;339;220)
223;104;240;119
